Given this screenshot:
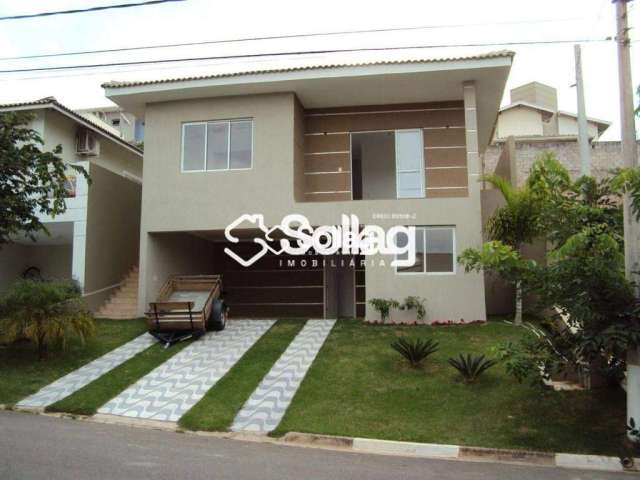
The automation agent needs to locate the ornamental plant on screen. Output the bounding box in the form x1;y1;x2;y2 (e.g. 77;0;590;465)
448;353;498;383
0;278;95;360
368;298;400;323
400;296;426;321
391;337;439;368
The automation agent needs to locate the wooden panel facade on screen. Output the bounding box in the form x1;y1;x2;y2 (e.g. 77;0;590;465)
302;102;469;202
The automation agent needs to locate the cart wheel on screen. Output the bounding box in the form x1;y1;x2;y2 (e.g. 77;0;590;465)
209;299;228;331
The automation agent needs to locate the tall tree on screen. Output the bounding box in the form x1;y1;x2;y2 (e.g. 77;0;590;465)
0;111;89;246
481;173;544;324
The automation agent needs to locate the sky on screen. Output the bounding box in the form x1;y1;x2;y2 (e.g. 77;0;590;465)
0;0;637;141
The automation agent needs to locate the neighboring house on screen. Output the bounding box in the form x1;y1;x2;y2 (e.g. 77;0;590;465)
0;97;143;313
494;81;610;142
102;51;514;322
77;105;145;144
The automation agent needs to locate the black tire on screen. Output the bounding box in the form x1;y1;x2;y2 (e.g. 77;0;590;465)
208;299;228;331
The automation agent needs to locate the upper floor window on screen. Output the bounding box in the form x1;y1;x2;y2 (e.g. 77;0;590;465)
181;119;253;172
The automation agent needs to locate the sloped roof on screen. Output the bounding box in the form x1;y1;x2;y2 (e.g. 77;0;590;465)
0;97;142;156
499;100;556;115
557;110;611;129
102;50;515;89
499;100;611;131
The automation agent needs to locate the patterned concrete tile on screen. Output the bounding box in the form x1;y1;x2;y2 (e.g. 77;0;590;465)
231;319;336;433
17;333;156;408
98;320;275;422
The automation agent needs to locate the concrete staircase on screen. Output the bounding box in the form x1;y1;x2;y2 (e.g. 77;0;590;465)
95;266;139;319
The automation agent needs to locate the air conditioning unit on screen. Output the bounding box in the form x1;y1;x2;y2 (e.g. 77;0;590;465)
76;129;100;156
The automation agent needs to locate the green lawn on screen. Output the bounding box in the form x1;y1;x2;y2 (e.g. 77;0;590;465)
47;339;191;415
0;318;147;405
273;319;625;456
179;319;305;431
1;317;625;455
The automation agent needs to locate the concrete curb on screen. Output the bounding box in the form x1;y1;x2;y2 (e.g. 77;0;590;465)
1;405;637;474
281;431;638;474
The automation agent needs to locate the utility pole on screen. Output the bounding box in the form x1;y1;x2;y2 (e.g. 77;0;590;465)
574;44;591;175
614;0;640;438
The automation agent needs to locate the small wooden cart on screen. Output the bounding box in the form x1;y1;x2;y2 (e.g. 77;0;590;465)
145;275;227;347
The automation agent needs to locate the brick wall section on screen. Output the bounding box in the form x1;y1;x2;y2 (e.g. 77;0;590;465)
483;140;640;185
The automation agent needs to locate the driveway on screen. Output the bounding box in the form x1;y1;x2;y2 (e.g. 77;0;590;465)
0;411;626;480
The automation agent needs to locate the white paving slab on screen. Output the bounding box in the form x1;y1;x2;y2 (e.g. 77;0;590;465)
98;320;275;422
17;333;156;408
231;319;335;433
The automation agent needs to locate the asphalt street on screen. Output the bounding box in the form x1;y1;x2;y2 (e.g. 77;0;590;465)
0;410;627;480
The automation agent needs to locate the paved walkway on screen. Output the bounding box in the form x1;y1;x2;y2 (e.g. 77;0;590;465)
17;333;156;409
98;320;275;422
231;319;335;433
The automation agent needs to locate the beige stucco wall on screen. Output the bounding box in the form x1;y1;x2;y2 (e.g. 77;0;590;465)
43;110;142;179
495;107;543;139
139;90;487;322
557;115;600;139
83;163;142;311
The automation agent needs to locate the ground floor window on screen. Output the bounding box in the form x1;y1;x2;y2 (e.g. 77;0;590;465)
396;226;456;274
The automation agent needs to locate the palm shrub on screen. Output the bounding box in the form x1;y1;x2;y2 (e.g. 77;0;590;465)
391;337;439;368
480;171;547;325
448;353;497;383
0;278;95;359
368;298;400;323
400;296;426;321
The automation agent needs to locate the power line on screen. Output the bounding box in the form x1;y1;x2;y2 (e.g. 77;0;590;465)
0;38;612;75
0;16;591;61
0;0;185;21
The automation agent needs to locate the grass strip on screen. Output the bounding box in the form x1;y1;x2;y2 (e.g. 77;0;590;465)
179;319;305;431
0;319;147;405
47;339;192;415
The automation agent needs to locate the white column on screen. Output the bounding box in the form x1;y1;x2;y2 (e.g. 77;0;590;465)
463;80;487;321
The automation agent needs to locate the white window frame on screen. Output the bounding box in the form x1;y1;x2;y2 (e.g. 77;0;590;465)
395;226;456;276
180;118;253;173
394;129;425;199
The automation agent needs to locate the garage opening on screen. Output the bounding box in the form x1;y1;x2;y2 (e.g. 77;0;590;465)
0;222;74;292
144;230;366;319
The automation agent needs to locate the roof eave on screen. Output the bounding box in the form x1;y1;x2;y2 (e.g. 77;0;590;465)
104;54;513;99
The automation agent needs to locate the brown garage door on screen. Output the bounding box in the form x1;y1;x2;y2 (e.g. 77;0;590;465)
214;242;324;318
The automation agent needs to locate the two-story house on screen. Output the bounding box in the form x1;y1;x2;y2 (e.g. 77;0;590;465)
0;97;143;314
103;51;514;322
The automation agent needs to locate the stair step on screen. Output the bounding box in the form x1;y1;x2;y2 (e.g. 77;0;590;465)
95;264;140;319
114;291;137;298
